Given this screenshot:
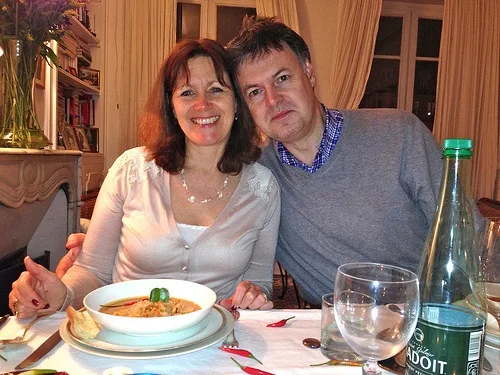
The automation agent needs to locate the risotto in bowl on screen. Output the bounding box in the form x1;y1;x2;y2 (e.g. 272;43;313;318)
83;279;217;336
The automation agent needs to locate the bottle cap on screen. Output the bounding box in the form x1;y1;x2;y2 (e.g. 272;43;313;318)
443;138;473;157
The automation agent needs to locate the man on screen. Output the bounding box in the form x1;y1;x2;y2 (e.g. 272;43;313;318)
225;16;442;305
57;16;443;306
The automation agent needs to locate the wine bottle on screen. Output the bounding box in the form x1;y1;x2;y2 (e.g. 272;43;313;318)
405;139;487;375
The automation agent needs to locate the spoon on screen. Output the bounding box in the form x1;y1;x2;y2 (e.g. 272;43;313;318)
0;337;29;347
0;311;54;346
0;314;9;330
311;359;363;367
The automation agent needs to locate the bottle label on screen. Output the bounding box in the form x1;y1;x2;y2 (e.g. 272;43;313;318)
405;304;485;375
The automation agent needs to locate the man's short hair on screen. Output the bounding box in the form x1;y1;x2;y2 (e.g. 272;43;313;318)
226;16;311;74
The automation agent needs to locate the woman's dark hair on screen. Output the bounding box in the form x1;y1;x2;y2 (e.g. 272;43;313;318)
226;16;312;75
139;38;261;174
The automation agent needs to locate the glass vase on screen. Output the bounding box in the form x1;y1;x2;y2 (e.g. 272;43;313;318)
0;39;51;149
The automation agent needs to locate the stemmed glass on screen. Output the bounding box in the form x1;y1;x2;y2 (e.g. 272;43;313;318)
333;263;420;375
482;220;500;334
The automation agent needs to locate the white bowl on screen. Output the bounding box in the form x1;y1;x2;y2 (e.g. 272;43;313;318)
83;279;216;336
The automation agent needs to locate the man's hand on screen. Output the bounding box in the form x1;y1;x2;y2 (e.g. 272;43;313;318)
55;233;86;278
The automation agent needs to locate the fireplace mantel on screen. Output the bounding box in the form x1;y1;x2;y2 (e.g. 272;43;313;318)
0;149;82;260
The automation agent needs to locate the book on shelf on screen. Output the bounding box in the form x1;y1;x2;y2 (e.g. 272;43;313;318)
77;55;92;68
80;95;96;127
77;6;94;34
84;127;99;153
60;87;96;128
60;34;79;56
77;45;93;67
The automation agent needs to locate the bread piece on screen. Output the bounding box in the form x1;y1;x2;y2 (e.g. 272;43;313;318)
66;306;100;340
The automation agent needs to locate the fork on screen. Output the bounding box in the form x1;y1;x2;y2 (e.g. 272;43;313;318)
222;328;239;348
221;306;239;348
0;311;54;345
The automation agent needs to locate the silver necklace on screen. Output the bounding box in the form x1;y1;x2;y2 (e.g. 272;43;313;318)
180;168;229;204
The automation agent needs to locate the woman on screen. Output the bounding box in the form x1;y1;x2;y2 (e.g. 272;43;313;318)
9;39;280;318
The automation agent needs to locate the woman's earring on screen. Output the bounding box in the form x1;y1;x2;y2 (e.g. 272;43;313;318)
234;113;238;121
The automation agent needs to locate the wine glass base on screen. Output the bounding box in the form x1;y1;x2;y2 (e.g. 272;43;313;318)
363;360;382;375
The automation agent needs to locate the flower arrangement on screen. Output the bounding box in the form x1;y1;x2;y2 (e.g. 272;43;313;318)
0;0;86;148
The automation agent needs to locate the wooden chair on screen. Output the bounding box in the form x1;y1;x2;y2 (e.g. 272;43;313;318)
276;261;303;309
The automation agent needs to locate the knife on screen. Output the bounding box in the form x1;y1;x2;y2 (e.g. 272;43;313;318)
14;330;62;370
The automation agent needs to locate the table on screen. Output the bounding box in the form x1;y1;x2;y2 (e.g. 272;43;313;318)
0;309;498;375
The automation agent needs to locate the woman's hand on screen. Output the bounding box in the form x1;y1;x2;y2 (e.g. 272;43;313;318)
220;280;273;316
9;256;68;318
55;233;86;278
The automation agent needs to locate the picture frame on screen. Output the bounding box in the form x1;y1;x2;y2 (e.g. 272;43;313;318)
79;67;100;88
85;127;99;153
69;67;78;77
62;126;80;151
74;126;92;152
35;57;46;88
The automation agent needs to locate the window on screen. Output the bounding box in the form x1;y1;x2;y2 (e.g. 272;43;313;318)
359;3;443;131
176;0;256;45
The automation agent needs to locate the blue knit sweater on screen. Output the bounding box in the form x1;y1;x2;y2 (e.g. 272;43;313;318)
259;108;443;305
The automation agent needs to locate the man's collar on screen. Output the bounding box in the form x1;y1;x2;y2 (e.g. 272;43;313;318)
272;102;328;152
272;105;343;173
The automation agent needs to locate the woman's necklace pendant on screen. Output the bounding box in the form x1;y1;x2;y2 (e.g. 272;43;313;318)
180;169;229;205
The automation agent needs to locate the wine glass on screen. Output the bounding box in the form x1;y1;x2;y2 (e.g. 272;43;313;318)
333;263;420;375
482;220;500;334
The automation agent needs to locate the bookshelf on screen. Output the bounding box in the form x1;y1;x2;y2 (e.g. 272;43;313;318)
58;68;99;94
69;16;100;46
57;9;104;194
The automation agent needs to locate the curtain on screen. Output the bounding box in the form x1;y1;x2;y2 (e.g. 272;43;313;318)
256;0;300;33
324;0;381;109
433;0;500;199
116;0;176;152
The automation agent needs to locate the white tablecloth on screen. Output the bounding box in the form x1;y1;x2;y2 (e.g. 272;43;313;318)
0;309;498;375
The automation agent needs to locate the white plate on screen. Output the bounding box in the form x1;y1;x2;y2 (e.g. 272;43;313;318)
60;305;234;359
70;309;213;352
